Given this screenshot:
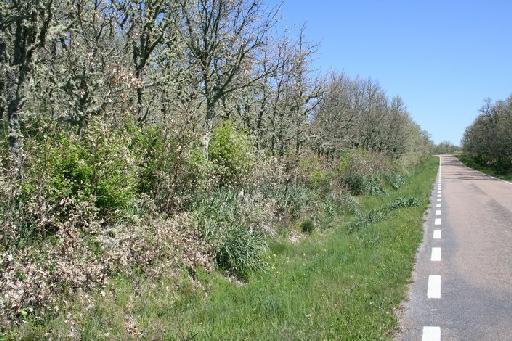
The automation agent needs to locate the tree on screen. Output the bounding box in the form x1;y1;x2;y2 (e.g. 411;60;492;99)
463;96;512;172
0;0;55;179
178;0;275;154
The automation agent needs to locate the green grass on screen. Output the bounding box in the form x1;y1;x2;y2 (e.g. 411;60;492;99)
457;154;512;181
9;157;439;340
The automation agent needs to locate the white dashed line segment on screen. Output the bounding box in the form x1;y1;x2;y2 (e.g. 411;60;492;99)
435;218;441;225
431;247;441;261
436;210;441;216
422;326;441;341
428;275;442;298
436;203;441;208
433;229;441;239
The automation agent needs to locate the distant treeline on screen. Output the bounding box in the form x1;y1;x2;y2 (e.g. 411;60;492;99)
432;141;459;155
462;97;512;173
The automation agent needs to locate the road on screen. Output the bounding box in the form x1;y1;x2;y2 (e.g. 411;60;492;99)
398;155;512;340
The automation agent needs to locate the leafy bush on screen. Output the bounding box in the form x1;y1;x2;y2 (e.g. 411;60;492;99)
25;120;137;221
186;145;217;191
208;120;254;187
131;125;168;195
297;153;332;191
337;149;391;195
385;172;406;189
130;125;195;211
192;188;272;278
271;184;313;220
215;226;267;279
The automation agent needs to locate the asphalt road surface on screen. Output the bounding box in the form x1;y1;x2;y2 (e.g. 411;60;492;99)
398;155;512;340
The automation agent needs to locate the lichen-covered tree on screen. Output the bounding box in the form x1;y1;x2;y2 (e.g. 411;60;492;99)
0;0;55;178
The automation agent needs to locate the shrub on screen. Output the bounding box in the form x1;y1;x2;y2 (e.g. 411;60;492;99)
25;120;137;221
191;188;273;278
131;125;168;195
0;213;211;330
297;153;332;191
271;184;313;220
337;149;391;195
186;145;217;191
215;226;267;279
300;219;315;234
208;120;254;187
130;125;194;211
385;172;406;189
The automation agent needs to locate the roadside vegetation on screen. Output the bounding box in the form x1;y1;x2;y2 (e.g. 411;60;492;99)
1;0;433;337
9;157;438;339
460;97;512;180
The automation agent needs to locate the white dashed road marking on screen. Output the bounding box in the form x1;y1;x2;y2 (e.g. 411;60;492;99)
422;326;441;341
431;247;441;261
428;275;442;298
420;162;443;339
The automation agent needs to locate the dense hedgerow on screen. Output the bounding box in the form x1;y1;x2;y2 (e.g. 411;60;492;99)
0;0;432;331
0;118;420;330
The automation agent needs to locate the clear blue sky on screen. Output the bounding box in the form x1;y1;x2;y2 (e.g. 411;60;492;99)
267;0;512;145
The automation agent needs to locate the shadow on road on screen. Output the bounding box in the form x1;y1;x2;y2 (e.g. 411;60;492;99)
442;156;500;182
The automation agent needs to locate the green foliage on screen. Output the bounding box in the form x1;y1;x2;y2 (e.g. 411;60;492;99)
28;121;137;217
385;172;406;190
272;184;312;219
343;171;385;196
10;157;437;340
348;196;420;232
216;226;267;279
458;154;512;181
186;146;215;190
462;97;512;173
433;141;460;154
44;136;94;202
336;150;394;196
297;153;332;191
300;218;315;234
192;189;268;279
208;121;254;187
131;125;168;194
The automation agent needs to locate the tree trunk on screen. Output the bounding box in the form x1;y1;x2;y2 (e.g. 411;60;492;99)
0;41;5;136
202;98;216;159
6;67;23;180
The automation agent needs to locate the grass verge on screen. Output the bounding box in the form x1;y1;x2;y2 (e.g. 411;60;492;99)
8;157;438;340
457;154;512;181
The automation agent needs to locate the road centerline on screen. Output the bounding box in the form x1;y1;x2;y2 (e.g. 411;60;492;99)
428;275;442;298
433;229;441;239
431;247;441;261
422;326;441;341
